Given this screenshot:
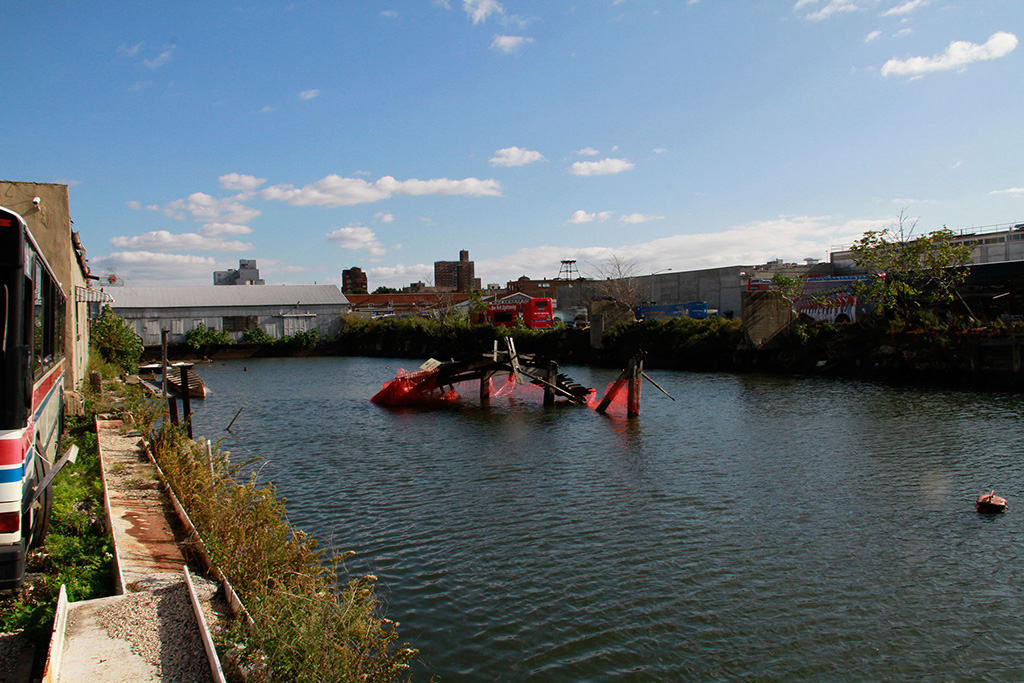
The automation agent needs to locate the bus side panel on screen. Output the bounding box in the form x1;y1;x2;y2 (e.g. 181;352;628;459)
31;361;65;462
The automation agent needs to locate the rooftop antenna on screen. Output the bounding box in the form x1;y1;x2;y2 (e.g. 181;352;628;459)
557;259;580;280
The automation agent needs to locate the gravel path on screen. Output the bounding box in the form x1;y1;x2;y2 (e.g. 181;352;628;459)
93;574;221;683
53;419;232;683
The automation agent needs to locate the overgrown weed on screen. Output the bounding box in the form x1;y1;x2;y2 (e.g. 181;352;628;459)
148;423;415;681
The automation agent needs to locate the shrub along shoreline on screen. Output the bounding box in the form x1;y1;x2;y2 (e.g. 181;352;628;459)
0;346;416;683
155;313;1024;392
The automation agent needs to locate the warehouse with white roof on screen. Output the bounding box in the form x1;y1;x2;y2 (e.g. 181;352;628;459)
107;285;350;345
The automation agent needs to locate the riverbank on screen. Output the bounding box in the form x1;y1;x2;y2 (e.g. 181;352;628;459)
149;315;1024;393
0;354;415;682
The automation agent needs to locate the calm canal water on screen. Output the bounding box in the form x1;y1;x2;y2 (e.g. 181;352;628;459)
189;356;1024;682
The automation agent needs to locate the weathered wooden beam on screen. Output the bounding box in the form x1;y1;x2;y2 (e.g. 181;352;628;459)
596;366;629;413
544;360;558;406
627;357;642;416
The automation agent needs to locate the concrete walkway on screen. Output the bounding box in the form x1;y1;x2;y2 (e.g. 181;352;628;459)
51;420;216;683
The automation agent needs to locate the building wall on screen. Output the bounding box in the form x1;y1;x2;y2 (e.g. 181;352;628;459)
555;265;747;320
641;266;746;318
0;181;90;393
113;304;344;345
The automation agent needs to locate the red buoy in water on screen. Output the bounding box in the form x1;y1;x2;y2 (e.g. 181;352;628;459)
976;490;1008;514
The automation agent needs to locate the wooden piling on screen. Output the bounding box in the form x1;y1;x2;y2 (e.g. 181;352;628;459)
168;396;179;426
180;365;193;438
627;357;642;416
544;361;558;406
480;372;492;403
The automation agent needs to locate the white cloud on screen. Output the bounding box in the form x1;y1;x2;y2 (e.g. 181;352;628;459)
490;146;545;167
568;210;612;224
653;148;668;154
164;192;262;225
299;89;321;100
865;30;882;43
881;0;928;17
381;10;399;18
325;225;386;257
464;0;503;24
620;213;665;224
491;35;534;54
990;188;1024;196
199;223;254;236
882;31;1018;77
126;200;142;210
261;174;502;207
797;0;863;21
577;147;600;157
118;43;143;58
144;45;175;68
219;173;267;191
110;230;253;252
570;158;635;176
368;263;434;286
470;215;888;287
376;211;397;223
92;252;218;287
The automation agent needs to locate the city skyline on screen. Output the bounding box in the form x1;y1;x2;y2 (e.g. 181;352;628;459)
4;1;1022;288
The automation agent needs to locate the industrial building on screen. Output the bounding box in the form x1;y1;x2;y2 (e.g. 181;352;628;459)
213;259;265;285
107;285;349;345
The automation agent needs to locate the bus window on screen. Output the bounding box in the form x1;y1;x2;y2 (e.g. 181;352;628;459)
33;257;43;377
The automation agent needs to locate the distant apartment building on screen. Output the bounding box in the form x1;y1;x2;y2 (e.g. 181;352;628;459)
342;266;368;294
434;249;479;292
506;275;557;298
214;259;264;285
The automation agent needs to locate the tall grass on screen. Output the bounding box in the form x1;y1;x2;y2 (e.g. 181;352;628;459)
147;424;415;682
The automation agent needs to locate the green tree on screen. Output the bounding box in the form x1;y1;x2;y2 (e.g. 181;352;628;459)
771;272;805;303
849;211;973;320
90;305;144;372
372;285;399;294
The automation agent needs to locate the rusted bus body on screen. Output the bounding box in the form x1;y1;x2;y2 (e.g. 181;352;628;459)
0;206;66;588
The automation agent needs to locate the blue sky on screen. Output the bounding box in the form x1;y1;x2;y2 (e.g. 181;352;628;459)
4;1;1022;288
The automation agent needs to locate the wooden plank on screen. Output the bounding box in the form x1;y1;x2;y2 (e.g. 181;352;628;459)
185;567;228;683
40;584;68;683
596;367;629;413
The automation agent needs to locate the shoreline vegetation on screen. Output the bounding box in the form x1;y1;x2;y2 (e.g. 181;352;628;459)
151;312;1024;393
1;345;416;682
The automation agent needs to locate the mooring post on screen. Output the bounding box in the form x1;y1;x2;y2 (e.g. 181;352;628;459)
180;365;193;438
627;356;642;416
168;396;179;426
480;372;492;403
544;360;558;406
